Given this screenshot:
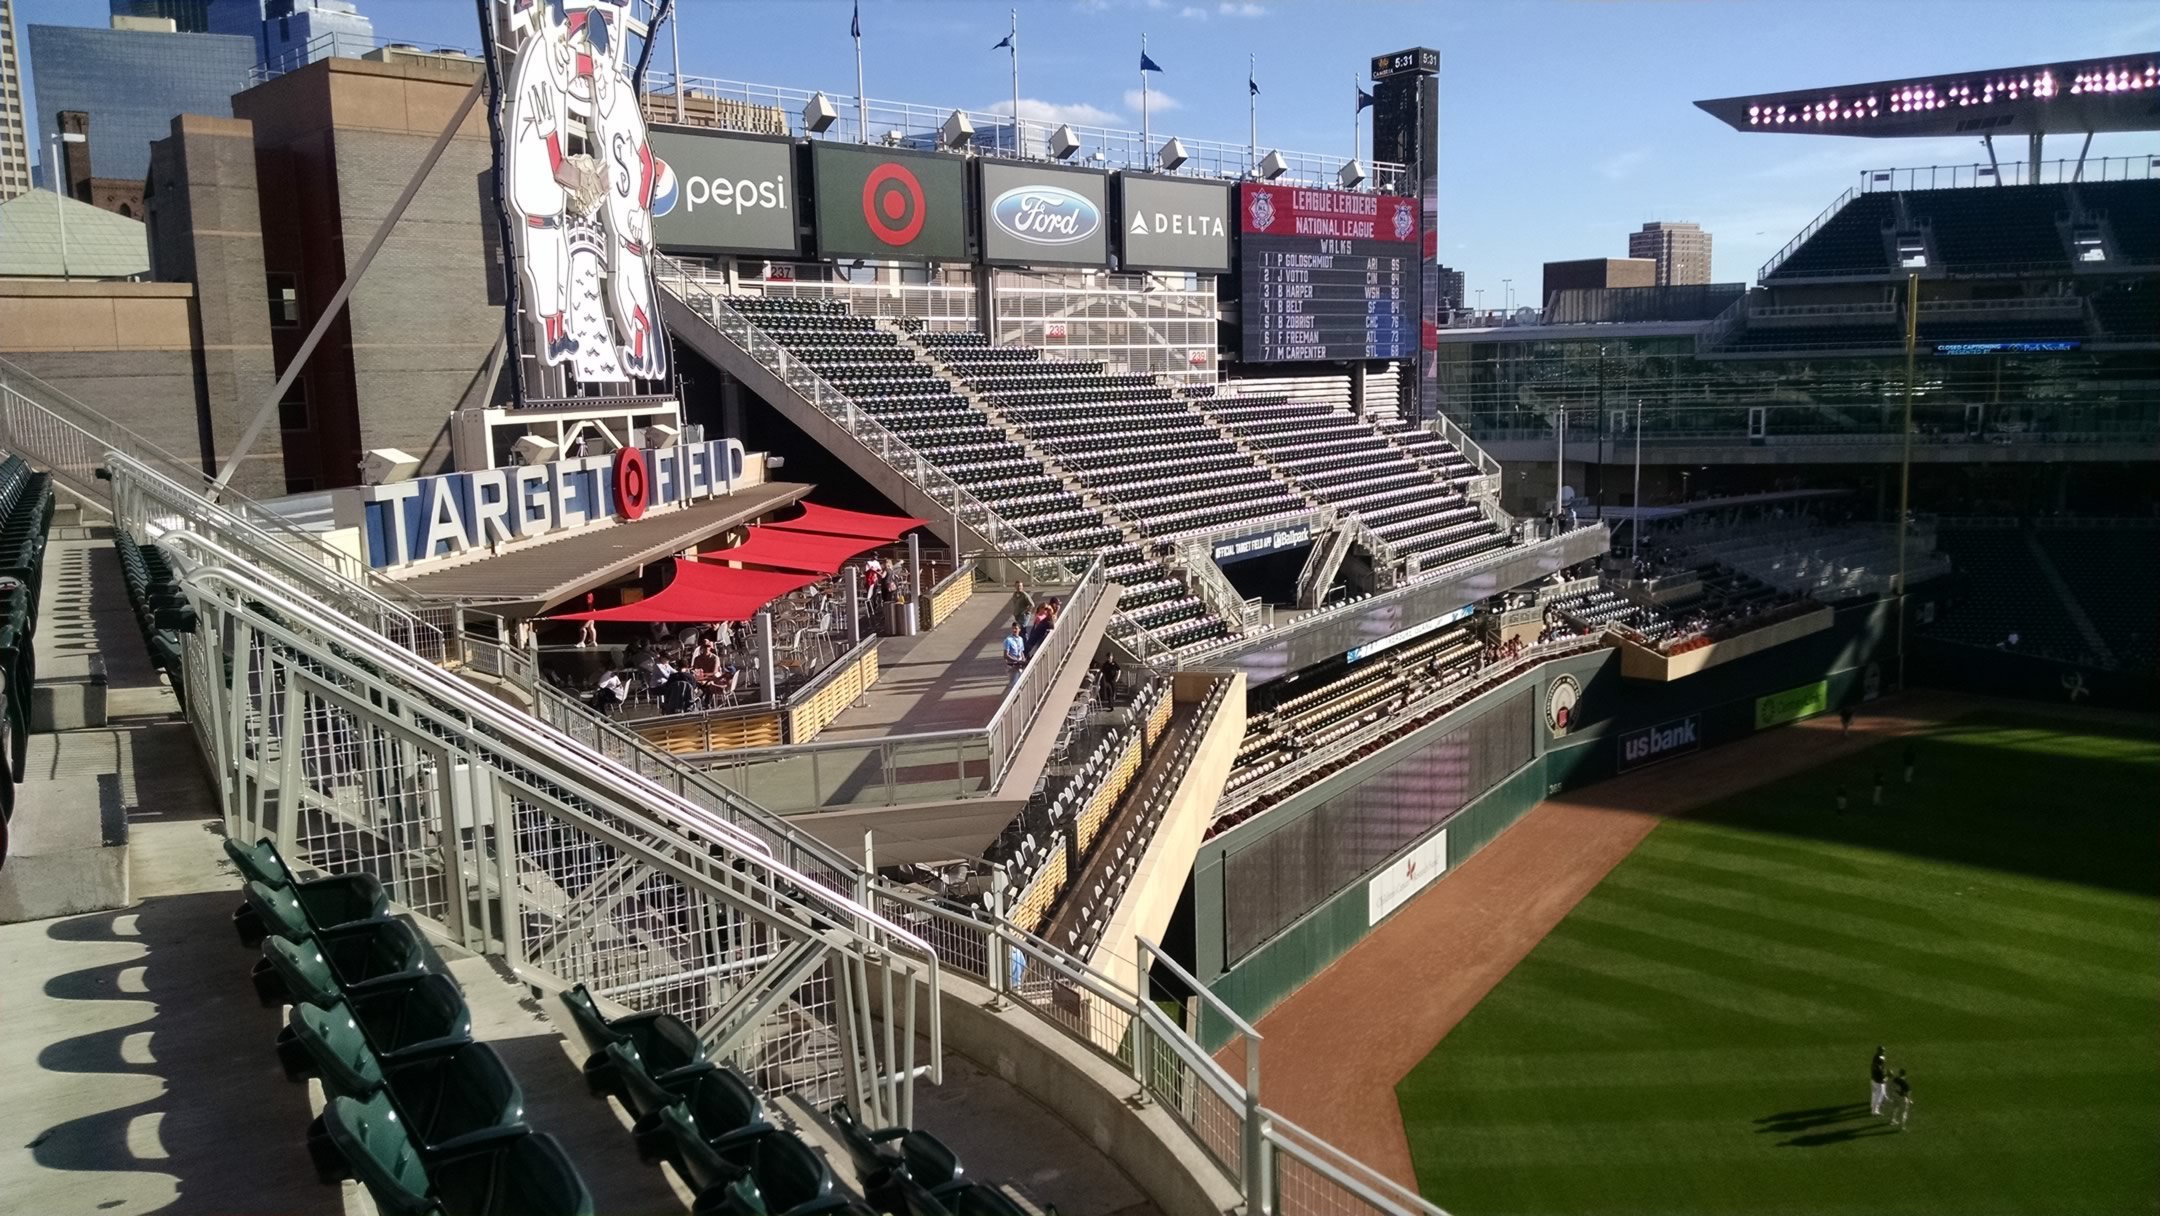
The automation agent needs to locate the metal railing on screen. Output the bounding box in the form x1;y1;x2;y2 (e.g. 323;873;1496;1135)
650;71;1408;193
1758;186;1857;282
1857;154;2158;194
170;541;939;1125
695;559;1106;810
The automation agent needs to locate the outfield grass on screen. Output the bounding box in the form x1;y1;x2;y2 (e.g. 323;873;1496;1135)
1397;715;2159;1216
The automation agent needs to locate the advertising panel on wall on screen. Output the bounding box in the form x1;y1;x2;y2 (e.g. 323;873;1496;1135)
647;128;802;256
811;143;969;262
1617;714;1702;772
1754;680;1830;730
978;161;1110;268
1116;173;1231;272
1367;828;1448;926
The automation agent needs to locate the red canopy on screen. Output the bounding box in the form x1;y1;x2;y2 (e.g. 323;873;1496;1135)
699;527;883;575
767;502;926;542
550;560;819;623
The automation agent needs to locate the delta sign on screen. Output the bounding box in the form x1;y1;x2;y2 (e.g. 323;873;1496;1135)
353;438;747;570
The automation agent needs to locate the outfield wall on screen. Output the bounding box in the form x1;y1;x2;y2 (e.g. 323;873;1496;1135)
1189;598;1893;1047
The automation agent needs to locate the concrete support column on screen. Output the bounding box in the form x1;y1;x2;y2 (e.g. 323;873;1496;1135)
755;610;776;706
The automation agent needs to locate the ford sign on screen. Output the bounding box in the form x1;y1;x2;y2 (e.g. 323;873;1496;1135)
990;184;1102;246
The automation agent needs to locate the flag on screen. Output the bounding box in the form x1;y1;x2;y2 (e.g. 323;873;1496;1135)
992;32;1012;50
1140;50;1164;73
1249;74;1260;96
1356;86;1375;110
850;0;860;39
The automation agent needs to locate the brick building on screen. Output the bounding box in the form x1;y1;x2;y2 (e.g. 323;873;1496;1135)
1628;220;1712;286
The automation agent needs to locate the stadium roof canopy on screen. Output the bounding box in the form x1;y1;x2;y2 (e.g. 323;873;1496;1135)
1696;53;2160;138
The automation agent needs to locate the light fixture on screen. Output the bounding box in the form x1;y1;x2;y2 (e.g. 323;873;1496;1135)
510;435;560;467
360;447;421;485
1337;158;1366;189
640;422;681;449
802;92;838;134
1049;124;1080;161
1256;149;1288;181
1156;136;1187;171
940;109;975;150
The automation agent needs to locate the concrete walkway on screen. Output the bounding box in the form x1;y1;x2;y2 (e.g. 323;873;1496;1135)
820;590;1034;741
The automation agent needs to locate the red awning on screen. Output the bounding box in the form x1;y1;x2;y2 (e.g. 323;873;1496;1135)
767;502;926;542
698;527;883;574
549;559;819;623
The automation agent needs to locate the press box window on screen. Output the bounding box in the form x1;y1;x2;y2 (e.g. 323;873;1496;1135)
268;274;301;328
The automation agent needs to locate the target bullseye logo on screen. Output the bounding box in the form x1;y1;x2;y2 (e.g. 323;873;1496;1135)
862;162;926;246
613;446;650;521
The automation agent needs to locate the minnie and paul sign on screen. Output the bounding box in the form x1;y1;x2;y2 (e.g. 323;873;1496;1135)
354;438;747;570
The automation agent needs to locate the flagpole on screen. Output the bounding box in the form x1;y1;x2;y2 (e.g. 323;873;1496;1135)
1352;73;1360;164
1009;9;1020;156
853;4;867;143
669;3;684;122
1141;34;1151;151
1248;53;1257;173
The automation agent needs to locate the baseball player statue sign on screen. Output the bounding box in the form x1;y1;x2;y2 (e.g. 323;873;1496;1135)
491;0;672;395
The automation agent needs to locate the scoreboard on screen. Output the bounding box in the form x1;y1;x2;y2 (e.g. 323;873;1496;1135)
1239;183;1420;365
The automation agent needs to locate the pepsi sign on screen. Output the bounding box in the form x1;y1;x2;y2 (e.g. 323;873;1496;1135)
1618;714;1700;772
979;162;1110;267
647;128;800;256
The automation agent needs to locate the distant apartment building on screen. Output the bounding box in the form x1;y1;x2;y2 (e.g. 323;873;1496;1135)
1434;263;1466;312
0;0;31;200
27;19;255;184
1628;220;1713;286
109;1;212;31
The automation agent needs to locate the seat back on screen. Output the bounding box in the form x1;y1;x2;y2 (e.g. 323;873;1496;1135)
558;983;623;1056
653;1102;737;1196
394;1042;527;1149
243;879;313;941
263;933;342;1006
605;1041;684;1122
223;836;294;889
291;998;388;1096
688;1065;767;1143
717;1130;832;1211
353;973;472;1058
486;1132;596;1216
322;1092;435;1216
899;1130;962;1189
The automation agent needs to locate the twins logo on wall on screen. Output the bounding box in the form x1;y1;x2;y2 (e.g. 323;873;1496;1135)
498;0;671;385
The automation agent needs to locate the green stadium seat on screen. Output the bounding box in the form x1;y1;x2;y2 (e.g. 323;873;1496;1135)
226;837;389;945
829;1101;1028;1216
254;917;440;1008
277;972;472;1080
322;1091;593;1216
644;1106;836;1216
604;1042;769;1163
287;999;526;1178
559;982;709;1096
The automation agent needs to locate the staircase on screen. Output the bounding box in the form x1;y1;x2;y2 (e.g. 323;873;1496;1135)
1296;513;1357;609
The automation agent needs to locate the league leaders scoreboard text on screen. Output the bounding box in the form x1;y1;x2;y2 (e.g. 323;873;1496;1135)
1239;183;1420;365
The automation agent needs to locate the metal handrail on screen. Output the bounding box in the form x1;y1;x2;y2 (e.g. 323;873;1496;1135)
1758;186;1856;282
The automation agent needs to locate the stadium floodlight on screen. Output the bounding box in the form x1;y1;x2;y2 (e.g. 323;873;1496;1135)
510;435;560;467
1156;136;1187;171
1256;149;1289;180
359;448;421;485
1337;157;1367;189
640;422;681;449
881;128;903;146
1049;124;1081;161
940;109;975;150
802;92;839;134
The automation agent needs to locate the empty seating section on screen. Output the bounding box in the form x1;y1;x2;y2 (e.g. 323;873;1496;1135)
1912;185;2068;268
1931;527;2090;663
1228;621;1481;796
1204;393;1508;571
2079;181;2160;264
919;332;1307;538
219;836;596;1216
733;301;1228;652
114;529;195;689
2017;528;2160;675
1767;193;1897;279
2090;280;2159;341
0;452;54;829
1548;585;1665;636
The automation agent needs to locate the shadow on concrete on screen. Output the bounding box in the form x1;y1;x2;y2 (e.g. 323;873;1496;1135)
29;891;337;1215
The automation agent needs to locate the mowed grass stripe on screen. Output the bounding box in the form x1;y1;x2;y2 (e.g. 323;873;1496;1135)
1399;714;2159;1216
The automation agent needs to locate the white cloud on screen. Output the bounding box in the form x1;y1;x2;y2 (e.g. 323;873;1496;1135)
1218;1;1266;16
1145;0;1170;9
1597;148;1651;181
985;98;1125;129
1124;88;1181;113
1178;4;1209;17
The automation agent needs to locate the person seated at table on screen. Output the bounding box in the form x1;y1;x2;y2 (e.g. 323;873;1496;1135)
590;669;628;714
659;668;700;715
690;640;722;681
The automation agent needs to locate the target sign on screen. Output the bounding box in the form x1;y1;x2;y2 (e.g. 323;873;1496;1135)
862;163;927;246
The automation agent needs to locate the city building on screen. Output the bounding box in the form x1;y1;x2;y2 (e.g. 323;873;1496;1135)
1541;256;1655;303
211;0;376;77
26;18;255;186
0;185;149;278
109;0;211;32
0;0;30;200
55;109;148;217
1628;219;1712;285
1434;263;1466;313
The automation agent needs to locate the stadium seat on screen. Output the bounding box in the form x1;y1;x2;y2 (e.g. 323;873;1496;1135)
559;982;710;1096
251;913;442;1007
277;972;473;1080
603;1042;771;1161
643;1105;840;1215
226;836;390;946
287;999;526;1173
322;1091;593;1216
830;1100;1029;1216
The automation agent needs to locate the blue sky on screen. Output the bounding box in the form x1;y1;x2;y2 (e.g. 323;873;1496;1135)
19;0;2160;298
